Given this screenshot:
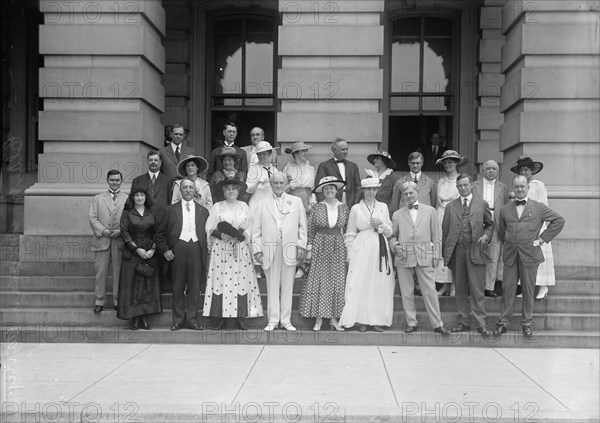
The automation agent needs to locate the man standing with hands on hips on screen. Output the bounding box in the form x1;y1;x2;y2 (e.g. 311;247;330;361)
442;174;495;337
493;175;564;338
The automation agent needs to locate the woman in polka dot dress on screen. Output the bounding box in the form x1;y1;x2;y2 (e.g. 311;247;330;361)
203;179;263;329
299;176;349;331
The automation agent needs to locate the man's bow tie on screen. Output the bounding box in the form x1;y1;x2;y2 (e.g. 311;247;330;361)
515;200;526;206
408;204;418;209
335;159;345;164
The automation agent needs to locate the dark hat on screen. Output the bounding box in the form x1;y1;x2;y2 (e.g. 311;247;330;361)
510;156;543;175
435;150;467;166
313;176;346;194
216;178;247;194
367;150;396;169
177;155;209;177
215;146;241;159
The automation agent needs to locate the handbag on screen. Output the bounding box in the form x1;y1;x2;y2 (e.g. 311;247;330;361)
135;260;154;278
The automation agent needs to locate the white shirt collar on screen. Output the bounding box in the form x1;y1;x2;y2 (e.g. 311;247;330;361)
148;171;159;178
171;143;181;153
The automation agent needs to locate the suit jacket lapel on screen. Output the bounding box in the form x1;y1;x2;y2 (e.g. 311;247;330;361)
402;208;414;228
452;200;463;220
327;159;342;180
102;193;113;211
174;202;183;229
266;196;277;220
469;197;480;217
520;200;534;220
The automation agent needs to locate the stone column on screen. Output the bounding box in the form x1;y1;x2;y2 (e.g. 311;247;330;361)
499;0;600;274
277;0;384;170
22;0;166;262
477;0;507;165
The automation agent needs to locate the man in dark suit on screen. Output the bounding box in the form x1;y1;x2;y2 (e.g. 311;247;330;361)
314;137;362;207
206;122;248;182
390;151;437;215
159;124;196;179
156;178;209;331
442;174;495;337
422;132;447;170
131;151;173;292
472;160;510;298
493;175;565;338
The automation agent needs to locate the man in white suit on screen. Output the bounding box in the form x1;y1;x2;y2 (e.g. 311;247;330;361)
472;160;510;297
89;169;128;313
389;181;448;336
253;172;307;331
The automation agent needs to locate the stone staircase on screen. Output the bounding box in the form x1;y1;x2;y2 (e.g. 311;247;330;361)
1;249;599;347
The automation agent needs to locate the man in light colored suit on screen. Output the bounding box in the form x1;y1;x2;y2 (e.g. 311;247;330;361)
493;175;565;338
389;181;448;336
159;124;196;179
442;174;495;337
253;172;307;331
472;160;510;298
314;137;362;207
390;151;437;215
89;170;127;313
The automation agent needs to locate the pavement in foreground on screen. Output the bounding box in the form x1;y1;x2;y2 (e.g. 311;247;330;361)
1;343;598;422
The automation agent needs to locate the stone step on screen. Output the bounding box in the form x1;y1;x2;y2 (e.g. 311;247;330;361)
0;261;94;276
2;290;598;314
2;307;598;332
2;275;599;296
1;324;598;348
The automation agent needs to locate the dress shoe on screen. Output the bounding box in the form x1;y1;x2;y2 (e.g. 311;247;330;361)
190;323;204;331
493;324;507;336
477;327;491;337
536;286;548;300
434;326;450;337
404;325;418;334
283;323;296;331
449;285;456;297
485;289;498;298
264;323;277;332
372;325;384;332
313;317;322;331
170;322;183;331
414;288;422;296
437;284;449;296
138;315;150;330
358;325;367;332
329;319;344;332
131;317;140;331
236;318;248;331
114;305;119;311
451;323;470;333
93;305;103;313
522;326;534;338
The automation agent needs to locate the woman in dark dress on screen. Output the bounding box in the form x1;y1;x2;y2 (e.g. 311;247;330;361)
299;176;349;331
366;150;401;217
117;188;162;329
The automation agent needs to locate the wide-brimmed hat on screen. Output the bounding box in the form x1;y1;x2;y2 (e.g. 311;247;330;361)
510;156;543;175
177;155;208;177
313;176;346;194
367;150;396;169
284;141;312;155
360;178;381;189
215;146;241;159
435;150;467;166
255;141;277;154
216;178;247;194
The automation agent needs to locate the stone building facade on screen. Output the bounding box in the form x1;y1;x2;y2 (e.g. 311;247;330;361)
2;0;599;274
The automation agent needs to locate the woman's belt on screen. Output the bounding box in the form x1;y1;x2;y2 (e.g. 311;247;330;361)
316;227;340;235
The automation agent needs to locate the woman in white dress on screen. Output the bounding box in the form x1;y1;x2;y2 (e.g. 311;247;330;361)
511;156;555;299
246;141;278;215
282;141;317;210
339;178;395;332
203;179;263;329
434;150;466;296
172;155;213;210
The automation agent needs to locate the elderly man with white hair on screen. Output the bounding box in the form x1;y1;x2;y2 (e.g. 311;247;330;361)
472;160;510;297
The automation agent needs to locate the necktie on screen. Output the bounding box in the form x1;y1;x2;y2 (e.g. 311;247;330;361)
408;204;418;209
413;175;418;183
151;174;156;185
263;166;272;178
463;198;468;211
175;146;180;162
186;202;190;212
110;191;118;202
515;200;526;206
433;146;438;156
